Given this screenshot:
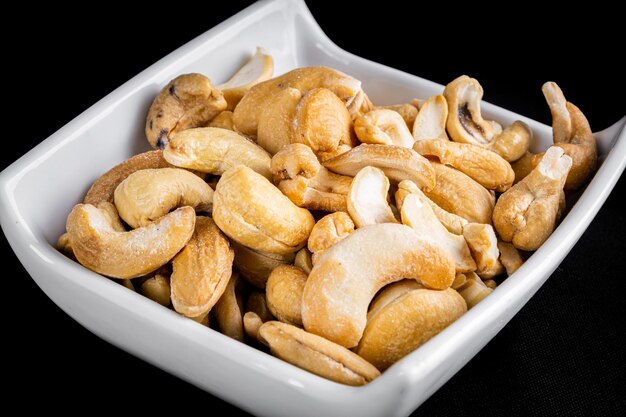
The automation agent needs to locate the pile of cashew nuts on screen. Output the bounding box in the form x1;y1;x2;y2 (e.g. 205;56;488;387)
59;48;597;386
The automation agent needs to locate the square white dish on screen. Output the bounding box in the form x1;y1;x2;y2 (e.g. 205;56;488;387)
0;1;624;416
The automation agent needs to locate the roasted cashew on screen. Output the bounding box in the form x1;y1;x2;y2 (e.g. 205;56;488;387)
511;152;536;183
246;292;274;323
294;248;313;275
412;95;449;141
214;272;245;342
451;272;467;290
493;146;572;251
355;286;466;370
113;168;213;229
171;217;234;318
213;165;315;254
258;321;380;386
302;223;455;347
218;47;274;110
243;312;264;341
366;280;423;320
347;167;398;228
354;109;414;148
57;233;75;260
400;194;476;273
490;121;532;163
376;103;418;127
266;265;308;326
139;273;171;307
413;139;514;192
271;143;353;212
323;144;436;191
307;212;355;264
462;223;504;279
497;241;524;276
231;241;295;288
257;87;302;155
208;110;234;130
164;127;272;179
456;272;493;309
66;205;195;279
146;74;226;149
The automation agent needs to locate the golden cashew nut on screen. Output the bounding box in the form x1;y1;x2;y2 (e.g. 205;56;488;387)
232;241;295;288
266;265;308;326
376;103;419;127
307;212;355;264
412;95;449;141
294;248;313;275
354;109;415;148
208;110;234;130
140;273;171;307
218;47;274;110
497;241;524;276
214;273;245;342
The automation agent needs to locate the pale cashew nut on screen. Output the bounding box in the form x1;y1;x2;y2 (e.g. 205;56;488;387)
258;321;380;386
493;146;572;251
354;109;415;148
302;223;455;347
271;143;353;212
412;95;449;141
113;168;213;229
214;272;245;342
140;273;171;307
456;272;493;309
208;110;234;130
462;223;504;279
307;212;355;264
497;241;524;276
376;103;418;127
266;265;308;326
413;139;515;192
171;217;234;318
401;194;476;273
294;248;313;275
66;205;195;279
218;47;274;110
146;73;226;149
213;165;315;254
347;167;398;228
323;144;436;191
231;241;295;288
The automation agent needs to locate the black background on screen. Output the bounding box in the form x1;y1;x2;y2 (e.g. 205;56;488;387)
4;2;625;415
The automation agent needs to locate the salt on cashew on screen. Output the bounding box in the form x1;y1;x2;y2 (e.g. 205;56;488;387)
413;139;515;192
355;285;466;371
113;168;213;229
323;144;436;191
493;146;572;251
231;241;295;288
462;223;504;279
66;205;195;279
213;165;315;254
217;47;274;110
294;248;313;275
456;272;493;309
354;109;415;148
266;265;308;326
208;110;234;130
171;217;234;318
347;167;398;228
258;321;381;386
497;241;524;276
443;76;532;162
376;103;419;127
214;272;245;342
307;212;355;264
146;73;227;149
302;223;456;348
400;194;476;273
139;273;171;307
270;143;353;212
412;95;449;142
163;127;272;179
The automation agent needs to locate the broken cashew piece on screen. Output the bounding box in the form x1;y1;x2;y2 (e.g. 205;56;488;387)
307;212;355;264
376;103;418;127
218;47;274;110
412;95;449;141
243;311;265;341
139;273;171;307
214;273;245;342
497;241;524;276
258;321;380;386
354;109;414;148
271;144;353;212
231;241;295;288
66;205;195;279
257;87;302;155
493;146;572;251
113;168;213;229
302;223;455;348
347;167;398;228
456;272;493;309
294;248;313;275
146;73;227;149
246;292;274;323
462;223;504;279
208;110;234;130
266;265;308;326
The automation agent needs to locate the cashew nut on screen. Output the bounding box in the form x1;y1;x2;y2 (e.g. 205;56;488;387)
294;248;313;275
243;311;264;341
497;241;524;276
231;241;295;288
347;167;398;228
213;165;315;254
355;286;466;370
307;212;355;264
139;273;171;307
462;223;504;279
412;95;449;141
218;47;274;110
451;272;467;290
400;194;476;273
57;232;75;260
146;74;227;149
257;87;302;155
171;217;234;318
66;205;195;279
366;280;423;320
511;152;536;183
163;127;272;179
493;146;572;251
246;292;274;323
258;321;380;386
302;223;455;347
490;121;532;163
113;168;213;229
323;144;436;191
376;103;418;127
266;265;308;326
214;272;245;342
456;272;493;309
354;109;414;148
208;110;234;130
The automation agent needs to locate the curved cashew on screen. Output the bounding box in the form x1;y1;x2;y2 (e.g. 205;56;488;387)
456;272;493;309
376;103;418;127
113;168;213;229
497;241;524;276
424;163;495;224
171;217;234;318
401;194;476;273
214;272;245;342
354;109;414;148
323;144;436;191
271;143;353;212
208;110;234;130
258;321;380;386
412;95;449;141
413;139;514;192
355;286;466;370
218;47;274;110
266;265;308;326
213;165;315;254
146;73;226;149
443;76;531;161
294;248;313;275
231;241;295;288
302;223;455;347
462;223;504;279
164;127;272;179
139;273;171;307
66;205;195;279
347;167;398;228
493;146;572;251
307;212;355;264
366;280;423;320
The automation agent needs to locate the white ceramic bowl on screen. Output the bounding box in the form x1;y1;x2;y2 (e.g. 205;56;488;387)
0;1;624;416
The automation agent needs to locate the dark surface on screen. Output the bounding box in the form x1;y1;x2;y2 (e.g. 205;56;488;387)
4;2;625;415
